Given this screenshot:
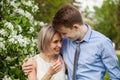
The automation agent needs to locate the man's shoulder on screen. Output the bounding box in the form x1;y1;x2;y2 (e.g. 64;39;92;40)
92;30;112;44
92;30;109;39
61;38;70;50
62;37;70;43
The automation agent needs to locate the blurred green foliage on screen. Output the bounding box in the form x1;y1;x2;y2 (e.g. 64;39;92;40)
93;0;120;49
94;0;117;42
34;0;74;23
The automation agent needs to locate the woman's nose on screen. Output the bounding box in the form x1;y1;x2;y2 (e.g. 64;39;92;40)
58;42;62;47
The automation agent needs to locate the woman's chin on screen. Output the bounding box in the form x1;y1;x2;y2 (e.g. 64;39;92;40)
54;52;60;55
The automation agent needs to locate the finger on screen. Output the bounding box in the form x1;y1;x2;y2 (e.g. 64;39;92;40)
22;65;33;71
59;59;63;64
22;65;32;72
55;68;62;72
23;58;29;62
53;61;62;69
56;59;63;64
22;63;33;68
51;59;62;66
54;65;62;73
24;69;33;73
24;71;31;75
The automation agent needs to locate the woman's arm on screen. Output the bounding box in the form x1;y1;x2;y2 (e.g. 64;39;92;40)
41;59;62;80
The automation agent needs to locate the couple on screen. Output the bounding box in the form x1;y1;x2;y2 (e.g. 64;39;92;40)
22;4;120;80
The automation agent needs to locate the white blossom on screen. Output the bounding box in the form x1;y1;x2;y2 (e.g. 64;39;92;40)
0;37;4;41
10;66;15;69
29;27;34;33
10;0;15;6
6;56;11;61
8;34;30;47
32;37;37;43
0;0;3;5
25;11;33;21
30;38;37;48
39;21;45;26
14;8;25;16
0;29;8;36
19;37;30;47
0;42;6;50
4;22;14;31
11;31;17;36
32;5;39;12
22;1;32;7
8;32;18;44
2;75;12;80
34;21;38;26
1;0;41;79
10;0;20;9
16;25;22;32
9;37;15;43
30;47;34;51
23;48;28;54
21;0;39;13
14;8;34;22
16;34;30;47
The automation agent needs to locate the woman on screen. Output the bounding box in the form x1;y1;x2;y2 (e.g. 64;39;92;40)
25;24;65;80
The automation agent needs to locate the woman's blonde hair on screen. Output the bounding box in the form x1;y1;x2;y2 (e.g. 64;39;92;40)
37;24;58;53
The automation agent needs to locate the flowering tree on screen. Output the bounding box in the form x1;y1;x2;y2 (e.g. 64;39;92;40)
0;0;45;79
0;0;76;79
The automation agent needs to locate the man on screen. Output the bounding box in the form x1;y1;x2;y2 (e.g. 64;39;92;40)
22;4;120;80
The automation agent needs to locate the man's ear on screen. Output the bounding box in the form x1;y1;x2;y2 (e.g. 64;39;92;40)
72;24;79;30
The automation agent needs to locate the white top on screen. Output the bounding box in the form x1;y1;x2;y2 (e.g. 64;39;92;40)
35;55;66;80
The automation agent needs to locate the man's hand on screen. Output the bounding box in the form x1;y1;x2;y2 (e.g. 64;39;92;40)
22;58;35;75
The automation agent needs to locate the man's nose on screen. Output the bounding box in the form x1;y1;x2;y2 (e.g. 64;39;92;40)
61;34;66;38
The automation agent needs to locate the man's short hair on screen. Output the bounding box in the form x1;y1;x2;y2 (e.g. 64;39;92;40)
52;4;83;30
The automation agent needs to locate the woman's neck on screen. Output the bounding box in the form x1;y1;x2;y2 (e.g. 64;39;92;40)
39;52;59;62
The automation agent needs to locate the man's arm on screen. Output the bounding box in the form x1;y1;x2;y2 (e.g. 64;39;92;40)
101;40;120;80
22;58;33;75
22;57;63;80
24;58;37;80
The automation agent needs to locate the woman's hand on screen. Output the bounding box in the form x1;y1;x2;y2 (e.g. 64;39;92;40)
48;59;63;75
41;59;63;80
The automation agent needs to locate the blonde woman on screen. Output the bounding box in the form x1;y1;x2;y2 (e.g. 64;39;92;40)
23;25;65;80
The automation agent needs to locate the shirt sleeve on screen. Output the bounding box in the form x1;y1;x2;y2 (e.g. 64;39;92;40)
101;39;120;80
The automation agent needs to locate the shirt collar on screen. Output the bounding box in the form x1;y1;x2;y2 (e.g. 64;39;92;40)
82;24;92;42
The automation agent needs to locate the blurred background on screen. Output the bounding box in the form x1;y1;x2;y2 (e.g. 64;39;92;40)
0;0;120;80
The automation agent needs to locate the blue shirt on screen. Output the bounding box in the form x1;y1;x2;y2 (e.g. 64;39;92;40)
61;24;120;80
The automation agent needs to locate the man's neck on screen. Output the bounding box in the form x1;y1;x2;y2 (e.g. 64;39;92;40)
78;24;88;40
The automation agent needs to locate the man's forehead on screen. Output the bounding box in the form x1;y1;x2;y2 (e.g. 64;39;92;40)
57;30;65;33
